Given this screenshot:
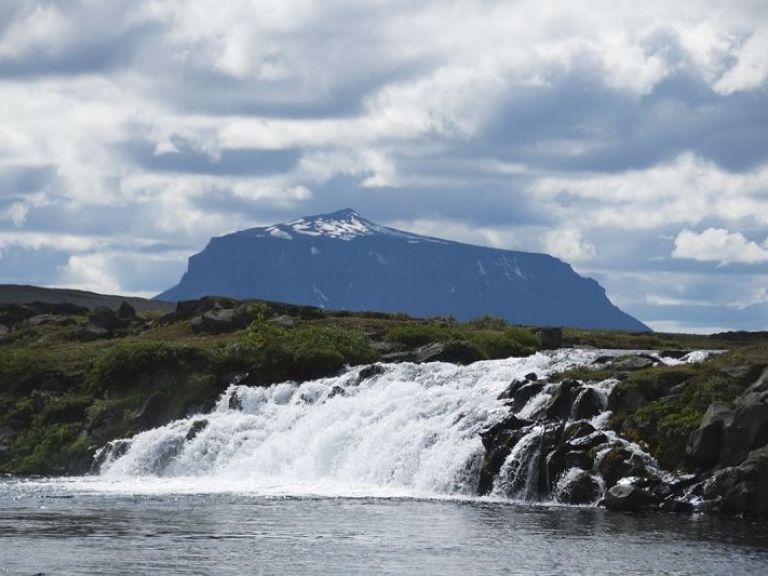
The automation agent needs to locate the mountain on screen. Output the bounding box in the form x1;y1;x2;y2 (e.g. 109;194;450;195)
158;209;649;331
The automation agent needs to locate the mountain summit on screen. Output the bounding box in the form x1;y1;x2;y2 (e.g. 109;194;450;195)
158;209;649;331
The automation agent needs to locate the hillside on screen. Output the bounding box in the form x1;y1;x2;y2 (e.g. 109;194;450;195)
0;284;174;314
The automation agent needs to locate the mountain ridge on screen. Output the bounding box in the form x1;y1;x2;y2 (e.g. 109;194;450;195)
158;209;649;331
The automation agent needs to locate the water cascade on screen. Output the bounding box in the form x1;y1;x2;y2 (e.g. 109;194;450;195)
97;349;706;502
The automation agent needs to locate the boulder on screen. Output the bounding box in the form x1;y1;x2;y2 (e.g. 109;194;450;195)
558;470;602;505
357;363;385;383
573;388;604;420
116;301;137;321
190;306;251;335
605;484;659;511
478;415;532;495
565;450;594;470
698;446;768;516
598;446;646;487
414;341;485;365
497;379;525;401
569;431;608;452
611;355;657;371
185;419;209;441
89;307;125;331
562;420;596;443
686;403;732;468
136;392;170;428
524;372;538;382
506;382;544;411
543;379;581;420
536;327;563;350
480;414;531;451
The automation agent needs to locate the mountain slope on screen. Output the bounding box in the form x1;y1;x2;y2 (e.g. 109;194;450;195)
0;284;174;313
158;209;649;331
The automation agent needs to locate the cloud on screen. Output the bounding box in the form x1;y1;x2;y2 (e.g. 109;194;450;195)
672;228;768;265
0;0;766;329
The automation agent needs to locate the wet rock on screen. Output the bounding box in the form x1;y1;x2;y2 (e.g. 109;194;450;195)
136;392;170;428
565;450;594;471
544;447;567;490
480;415;531;451
357;364;385;383
563;421;596;443
524;372;538;382
92;439;131;472
478;415;532;495
611;355;657;371
573;388;604;420
497;379;525;400
185;419;209;441
414;341;485;365
659;498;694;513
558;470;602;505
328;385;346;398
569;431;608;452
686;403;732;468
598;447;647;487
228;391;243;411
605;484;659;511
698;446;768;516
506;382;544;411
543;379;581;420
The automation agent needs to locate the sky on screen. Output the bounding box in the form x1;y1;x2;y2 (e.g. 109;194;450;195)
0;0;767;333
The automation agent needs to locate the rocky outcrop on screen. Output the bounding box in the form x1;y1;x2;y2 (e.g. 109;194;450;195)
605;484;659;511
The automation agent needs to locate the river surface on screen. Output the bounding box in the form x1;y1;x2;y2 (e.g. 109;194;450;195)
1;479;768;575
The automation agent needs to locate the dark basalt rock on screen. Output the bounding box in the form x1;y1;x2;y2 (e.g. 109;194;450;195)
536;327;563;350
573;388;603;420
414;341;485;365
505;382;544;411
566;450;594;471
598;446;647;487
136;392;171;428
89;306;126;331
696;446;768;516
478;415;533;495
70;323;111;342
569;431;608;452
357;364;385;383
686;404;732;468
497;379;525;400
558;470;602;505
190;306;251;335
611;355;657;371
480;415;531;451
605;484;659;511
543;379;581;420
116;301;137;321
563;421;596;443
185;419;209;441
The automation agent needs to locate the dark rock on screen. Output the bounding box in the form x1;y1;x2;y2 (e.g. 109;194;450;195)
566;450;594;470
480;415;531;451
558;470;602;505
605;484;659;511
698;446;768;516
569;431;608;452
660;350;691;360
717;368;768;467
328;385;345;398
598;446;647;487
545;446;567;490
611;355;657;371
71;323;111;342
536;423;566;494
506;382;544;411
592;355;613;365
92;439;131;472
686;403;732;468
136;392;170;428
185;419;209;441
536;327;563;350
497;379;525;400
116;301;137;321
89;306;125;331
414;341;485;365
659;498;694;513
357;364;385;382
28;314;59;326
563;421;596;443
228;391;243;411
190;306;251;335
524;372;538;382
573;388;604;419
478;415;533;494
608;386;647;414
543;379;581;420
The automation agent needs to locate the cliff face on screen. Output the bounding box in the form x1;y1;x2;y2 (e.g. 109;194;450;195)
158;209;648;331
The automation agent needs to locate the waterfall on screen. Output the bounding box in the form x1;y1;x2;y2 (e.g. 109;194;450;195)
95;349;703;500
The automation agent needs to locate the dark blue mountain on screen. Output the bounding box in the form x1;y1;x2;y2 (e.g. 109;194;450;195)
157;209;649;331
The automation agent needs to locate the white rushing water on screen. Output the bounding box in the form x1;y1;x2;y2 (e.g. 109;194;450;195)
83;349;706;499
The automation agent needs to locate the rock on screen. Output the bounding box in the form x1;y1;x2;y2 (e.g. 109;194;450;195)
357;364;385;383
190;306;251;335
608;386;647;414
717;367;768;467
478;415;533;495
268;314;296;328
573;388;604;420
28;314;57;326
480;414;531;451
686;403;732;468
543;379;580;420
659;498;694;513
592;355;613;365
558;470;602;505
414;341;485;365
536;327;563;350
328;385;345;398
228;391;243;411
185;419;209;441
569;431;608;452
506;382;544;411
698;446;768;516
611;355;657;371
136;392;170;428
562;421;596;443
598;446;647;487
605;484;658;511
659;350;690;360
71;323;111;342
566;450;594;470
524;372;538;382
497;379;525;400
89;306;126;331
116;301;137;321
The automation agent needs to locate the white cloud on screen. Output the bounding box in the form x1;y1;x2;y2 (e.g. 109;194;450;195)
543;228;597;263
672;228;768;265
714;28;768;95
